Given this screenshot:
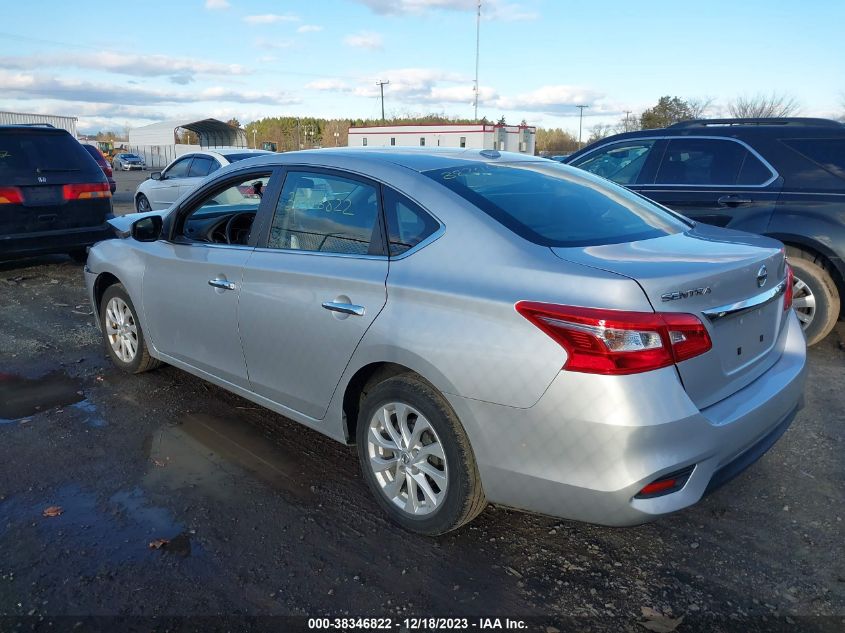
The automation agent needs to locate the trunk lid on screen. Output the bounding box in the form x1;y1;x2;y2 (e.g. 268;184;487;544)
551;223;790;409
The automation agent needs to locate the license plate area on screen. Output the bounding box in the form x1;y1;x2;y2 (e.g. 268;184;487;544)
22;186;62;206
711;301;781;374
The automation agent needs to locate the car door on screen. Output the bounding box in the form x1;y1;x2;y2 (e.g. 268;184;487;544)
149;155;193;209
637;137;782;232
141;166;278;388
178;155;219;199
238;168;389;420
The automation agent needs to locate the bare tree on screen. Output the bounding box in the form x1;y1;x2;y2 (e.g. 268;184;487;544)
688;96;715;119
728;93;800;118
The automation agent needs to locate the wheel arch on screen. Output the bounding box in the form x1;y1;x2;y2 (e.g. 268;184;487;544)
768;233;845;315
93;271;122;314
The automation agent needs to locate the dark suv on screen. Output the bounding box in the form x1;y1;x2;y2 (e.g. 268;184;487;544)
565;118;845;345
0;125;114;262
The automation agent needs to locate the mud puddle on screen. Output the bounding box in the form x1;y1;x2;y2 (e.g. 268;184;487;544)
145;412;315;502
0;371;83;422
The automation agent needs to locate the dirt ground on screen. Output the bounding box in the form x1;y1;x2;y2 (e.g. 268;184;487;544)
0;228;843;631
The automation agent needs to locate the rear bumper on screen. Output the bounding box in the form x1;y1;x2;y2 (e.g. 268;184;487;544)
0;222;114;258
447;311;807;526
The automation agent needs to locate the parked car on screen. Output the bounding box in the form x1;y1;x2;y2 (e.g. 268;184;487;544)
1;125;113;262
134;148;272;212
81;143;116;194
86;149;805;534
565;117;845;345
112;153;145;171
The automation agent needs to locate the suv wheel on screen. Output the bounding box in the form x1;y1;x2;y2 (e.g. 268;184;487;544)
356;374;486;535
786;247;840;346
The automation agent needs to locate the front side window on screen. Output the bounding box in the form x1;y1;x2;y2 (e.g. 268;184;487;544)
655;138;761;185
383;189;439;256
177;172;271;244
571;140;655;185
425;161;688;248
165;157;192;179
267;171;380;255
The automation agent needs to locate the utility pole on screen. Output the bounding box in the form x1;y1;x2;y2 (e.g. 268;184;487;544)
473;0;482;121
376;80;390;121
623;110;632;132
252;128;257;149
576;104;589;148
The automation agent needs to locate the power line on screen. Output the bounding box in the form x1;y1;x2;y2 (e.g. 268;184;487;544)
473;0;482;121
576;104;589;147
375;80;390;121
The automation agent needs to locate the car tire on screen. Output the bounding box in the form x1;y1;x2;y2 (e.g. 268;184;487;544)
356;373;486;535
136;194;151;213
786;247;840;346
99;283;161;374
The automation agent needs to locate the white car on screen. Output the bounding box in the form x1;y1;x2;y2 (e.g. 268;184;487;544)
134;148;272;212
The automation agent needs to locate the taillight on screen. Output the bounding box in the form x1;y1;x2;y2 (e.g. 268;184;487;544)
62;182;111;200
104;165;113;177
0;186;23;204
515;302;713;375
783;264;794;311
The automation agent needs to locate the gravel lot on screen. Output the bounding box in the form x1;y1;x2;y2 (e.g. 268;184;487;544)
0;189;843;631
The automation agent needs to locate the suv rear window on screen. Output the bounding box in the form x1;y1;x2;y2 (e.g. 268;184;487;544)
782;138;845;180
0;131;93;177
425;162;688;247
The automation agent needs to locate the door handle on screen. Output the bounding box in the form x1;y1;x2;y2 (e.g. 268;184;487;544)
322;301;365;317
208;278;236;291
717;195;752;207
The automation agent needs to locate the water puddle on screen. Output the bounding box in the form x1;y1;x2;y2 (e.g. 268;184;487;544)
145;413;314;502
70;399;107;428
0;371;83;422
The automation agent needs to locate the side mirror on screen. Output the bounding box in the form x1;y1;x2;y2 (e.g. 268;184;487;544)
150;171;163;181
131;215;163;242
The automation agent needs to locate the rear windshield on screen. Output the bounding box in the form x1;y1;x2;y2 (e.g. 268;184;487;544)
0;131;94;177
424;161;689;247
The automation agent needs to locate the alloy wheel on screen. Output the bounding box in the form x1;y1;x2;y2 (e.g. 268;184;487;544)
105;297;138;363
366;402;448;516
137;195;151;213
791;275;816;331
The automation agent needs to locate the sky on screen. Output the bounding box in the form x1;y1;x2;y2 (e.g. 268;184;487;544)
0;0;842;136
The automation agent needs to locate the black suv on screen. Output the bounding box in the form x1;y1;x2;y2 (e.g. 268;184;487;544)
0;125;114;262
565;118;845;345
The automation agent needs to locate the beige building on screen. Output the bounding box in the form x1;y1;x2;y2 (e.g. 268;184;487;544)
347;123;536;154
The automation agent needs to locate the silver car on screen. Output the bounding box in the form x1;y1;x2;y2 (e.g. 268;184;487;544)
85;149;806;535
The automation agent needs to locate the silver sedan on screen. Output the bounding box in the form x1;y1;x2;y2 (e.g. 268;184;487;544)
84;149;806;534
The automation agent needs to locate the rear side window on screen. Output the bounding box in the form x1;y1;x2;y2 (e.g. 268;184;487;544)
570;140;656;184
267;171;381;255
0;131;94;177
782;138;845;180
383;189;439;255
188;156;215;178
425;162;688;247
656;138;771;186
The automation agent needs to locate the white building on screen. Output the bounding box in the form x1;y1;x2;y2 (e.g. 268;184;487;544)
0;111;78;136
347;123;536;154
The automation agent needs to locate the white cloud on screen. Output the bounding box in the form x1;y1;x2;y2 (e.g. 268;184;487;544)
493;85;608;115
0;70;299;107
254;37;296;50
344;31;384;50
297;24;323;33
352;0;537;20
0;53;249;84
205;0;230;9
243;14;299;24
306;79;351;91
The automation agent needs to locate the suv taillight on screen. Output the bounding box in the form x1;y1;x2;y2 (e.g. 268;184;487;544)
0;186;23;204
783;264;794;311
62;182;111;200
515;302;712;375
